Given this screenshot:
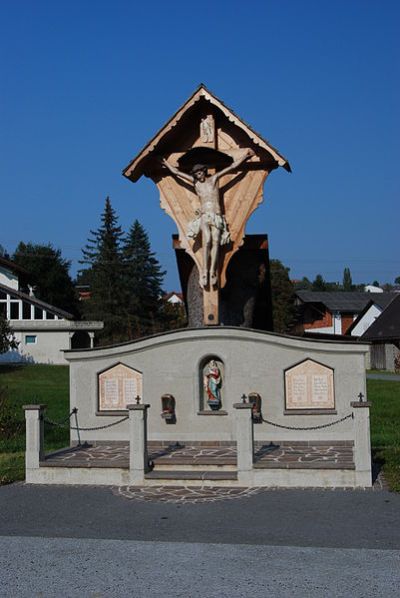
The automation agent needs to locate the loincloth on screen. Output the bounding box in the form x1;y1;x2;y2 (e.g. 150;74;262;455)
188;211;231;245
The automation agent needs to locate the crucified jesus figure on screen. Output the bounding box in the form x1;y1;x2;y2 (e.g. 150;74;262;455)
161;148;254;288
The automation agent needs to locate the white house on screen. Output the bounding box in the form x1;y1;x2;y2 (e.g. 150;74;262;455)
347;295;396;337
163;291;184;305
364;285;383;293
294;291;396;337
0;256;103;364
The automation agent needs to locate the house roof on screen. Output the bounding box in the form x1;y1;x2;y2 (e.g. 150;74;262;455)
296;291;396;313
0;282;74;320
361;294;400;341
0;255;30;278
163;291;184;302
346;294;396;335
122;84;291;182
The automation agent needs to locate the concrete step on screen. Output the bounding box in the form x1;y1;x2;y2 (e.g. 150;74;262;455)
145;470;238;481
253;461;355;470
153;463;236;471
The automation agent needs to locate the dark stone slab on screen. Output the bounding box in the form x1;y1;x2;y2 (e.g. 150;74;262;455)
174;234;273;329
145;470;238;480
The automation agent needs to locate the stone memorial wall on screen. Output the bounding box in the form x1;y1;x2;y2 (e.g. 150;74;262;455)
65;328;369;444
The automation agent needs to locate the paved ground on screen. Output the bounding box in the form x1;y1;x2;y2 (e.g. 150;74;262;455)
42;440;355;469
0;483;400;596
2;536;399;598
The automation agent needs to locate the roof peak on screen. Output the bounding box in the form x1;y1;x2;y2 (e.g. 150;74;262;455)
123;85;290;182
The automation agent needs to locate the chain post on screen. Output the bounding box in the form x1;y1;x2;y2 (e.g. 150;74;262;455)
72;407;82;446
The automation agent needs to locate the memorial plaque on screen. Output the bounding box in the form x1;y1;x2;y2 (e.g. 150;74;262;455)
98;363;142;411
285;359;334;410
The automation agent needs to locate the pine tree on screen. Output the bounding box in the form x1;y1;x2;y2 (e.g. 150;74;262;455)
122;220;166;338
80;197;126;344
342;267;353;291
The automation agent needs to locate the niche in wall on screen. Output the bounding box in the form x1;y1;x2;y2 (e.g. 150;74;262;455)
199;355;224;412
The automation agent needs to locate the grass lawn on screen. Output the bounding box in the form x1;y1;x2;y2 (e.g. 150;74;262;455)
0;364;70;484
368;378;400;491
0;365;399;490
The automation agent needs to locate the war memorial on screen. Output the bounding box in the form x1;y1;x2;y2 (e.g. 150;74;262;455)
23;86;372;489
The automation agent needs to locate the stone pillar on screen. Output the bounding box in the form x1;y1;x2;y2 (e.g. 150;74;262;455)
233;403;254;485
351;401;372;487
127;404;150;484
23;405;46;478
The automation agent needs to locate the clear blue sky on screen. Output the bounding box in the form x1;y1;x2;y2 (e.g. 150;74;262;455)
1;0;399;289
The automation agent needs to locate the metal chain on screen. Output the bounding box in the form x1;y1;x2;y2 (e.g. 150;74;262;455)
42;408;77;429
260;412;353;431
69;416;129;431
44;415;129;431
43;417;71;429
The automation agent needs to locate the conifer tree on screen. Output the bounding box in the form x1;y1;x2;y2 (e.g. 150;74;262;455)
80;197;126;344
122;220;166;337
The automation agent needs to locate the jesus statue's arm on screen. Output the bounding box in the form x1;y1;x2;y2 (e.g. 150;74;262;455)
214;149;254;182
161;158;194;184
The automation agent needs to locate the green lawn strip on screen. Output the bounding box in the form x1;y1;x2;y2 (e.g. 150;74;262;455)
0;452;25;485
368;379;400;491
0;365;70;483
367;369;400;376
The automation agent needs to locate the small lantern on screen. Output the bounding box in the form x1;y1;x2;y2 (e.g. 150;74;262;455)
248;392;262;423
161;394;176;423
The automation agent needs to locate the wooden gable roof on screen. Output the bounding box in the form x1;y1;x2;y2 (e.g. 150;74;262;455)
122;84;291;182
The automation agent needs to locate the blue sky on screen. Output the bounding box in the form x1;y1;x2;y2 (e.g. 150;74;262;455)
1;0;399;289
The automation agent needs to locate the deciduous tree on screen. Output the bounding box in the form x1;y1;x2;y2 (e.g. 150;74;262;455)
312;274;327;291
12;242;79;315
0;316;18;354
342;267;353;291
270;259;296;333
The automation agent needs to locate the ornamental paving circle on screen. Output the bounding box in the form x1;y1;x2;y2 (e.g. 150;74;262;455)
113;485;265;503
112;475;387;503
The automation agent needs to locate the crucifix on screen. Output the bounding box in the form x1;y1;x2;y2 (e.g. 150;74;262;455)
122;85;290;326
161;148;254;289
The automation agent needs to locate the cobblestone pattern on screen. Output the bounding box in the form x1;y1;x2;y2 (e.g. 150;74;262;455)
43;441;355;469
253;442;354;469
42;443;129;468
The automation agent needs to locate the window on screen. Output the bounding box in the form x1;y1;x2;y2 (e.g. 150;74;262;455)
23;302;31;319
34;306;43;319
10;302;19;319
25;335;37;344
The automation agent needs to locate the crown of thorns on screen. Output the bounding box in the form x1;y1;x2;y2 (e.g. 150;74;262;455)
191;164;207;174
